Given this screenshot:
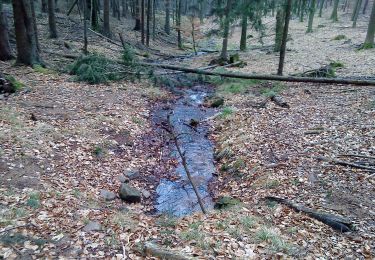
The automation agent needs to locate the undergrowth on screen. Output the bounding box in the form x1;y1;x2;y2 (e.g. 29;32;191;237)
68;54;122;84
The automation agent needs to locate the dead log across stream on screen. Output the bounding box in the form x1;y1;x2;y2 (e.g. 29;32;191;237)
138;62;375;86
265;196;353;232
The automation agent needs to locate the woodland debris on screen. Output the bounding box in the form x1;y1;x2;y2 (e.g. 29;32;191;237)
139;62;375;86
142;242;191;260
100;189;116;201
265;196;353;232
338;154;375;160
214;196;241;210
316;156;375;172
270;95;289;108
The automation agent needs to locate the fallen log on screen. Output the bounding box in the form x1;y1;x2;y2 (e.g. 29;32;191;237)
270;95;289;108
265;196;353;232
316;156;375;172
142;242;192;260
338;154;375;160
138;62;375;86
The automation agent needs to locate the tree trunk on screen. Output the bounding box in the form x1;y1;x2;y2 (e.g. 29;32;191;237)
364;0;375;48
91;0;99;29
220;0;233;61
330;0;339;21
300;0;306;22
30;0;40;51
352;0;362;27
307;0;316;33
146;0;151;46
177;0;182;49
48;0;58;38
134;0;141;30
141;0;145;44
83;0;88;54
165;0;170;34
0;1;13;60
12;0;41;65
274;8;285;52
103;0;110;37
152;0;156;40
363;0;369;14
319;0;325;17
240;12;248;51
277;0;292;76
41;0;47;13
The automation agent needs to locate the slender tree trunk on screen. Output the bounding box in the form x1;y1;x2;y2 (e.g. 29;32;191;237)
12;0;41;65
307;0;316;33
240;13;248;51
275;8;285;52
41;0;47;12
134;0;141;30
141;0;145;44
83;0;88;54
91;0;99;29
352;0;361;20
191;17;197;55
277;0;292;76
364;0;375;48
48;0;58;38
330;0;339;21
104;0;110;36
0;1;13;60
352;0;362;27
146;0;151;46
220;0;233;61
152;0;156;40
165;0;170;34
319;0;325;17
177;0;182;49
300;0;306;21
363;0;369;14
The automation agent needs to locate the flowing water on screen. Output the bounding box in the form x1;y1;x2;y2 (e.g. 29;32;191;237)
153;85;217;217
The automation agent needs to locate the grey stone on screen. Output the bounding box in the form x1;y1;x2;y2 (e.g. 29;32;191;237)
83;221;102;232
141;189;151;199
125;170;140;180
100;189;116;201
119;183;141;203
117;174;128;183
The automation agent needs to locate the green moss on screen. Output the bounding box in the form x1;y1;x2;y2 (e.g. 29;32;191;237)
4;75;24;92
33;65;56;75
26;192;40;209
220;107;234;118
329;61;345;68
359;42;374;50
332;34;347;40
260;83;285;97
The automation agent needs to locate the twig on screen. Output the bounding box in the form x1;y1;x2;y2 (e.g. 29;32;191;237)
338;154;375;160
0;223;35;234
316;156;375;172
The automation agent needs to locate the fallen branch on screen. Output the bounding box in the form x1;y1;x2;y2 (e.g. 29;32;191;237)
0;223;35;234
265;196;353;232
162;117;207;215
270;95;289;108
138;62;375;86
338;154;375;160
316;156;375;172
88;28;123;48
142;242;191;260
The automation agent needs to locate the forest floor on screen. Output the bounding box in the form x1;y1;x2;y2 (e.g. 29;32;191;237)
1;6;375;259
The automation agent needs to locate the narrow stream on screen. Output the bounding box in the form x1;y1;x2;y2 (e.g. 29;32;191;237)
153;85;217;217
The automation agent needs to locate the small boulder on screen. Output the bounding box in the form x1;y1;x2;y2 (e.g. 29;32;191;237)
83;221;102;232
124;170;140;180
100;189;116;201
117;174;128;183
119;183;141;203
141;189;151;199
